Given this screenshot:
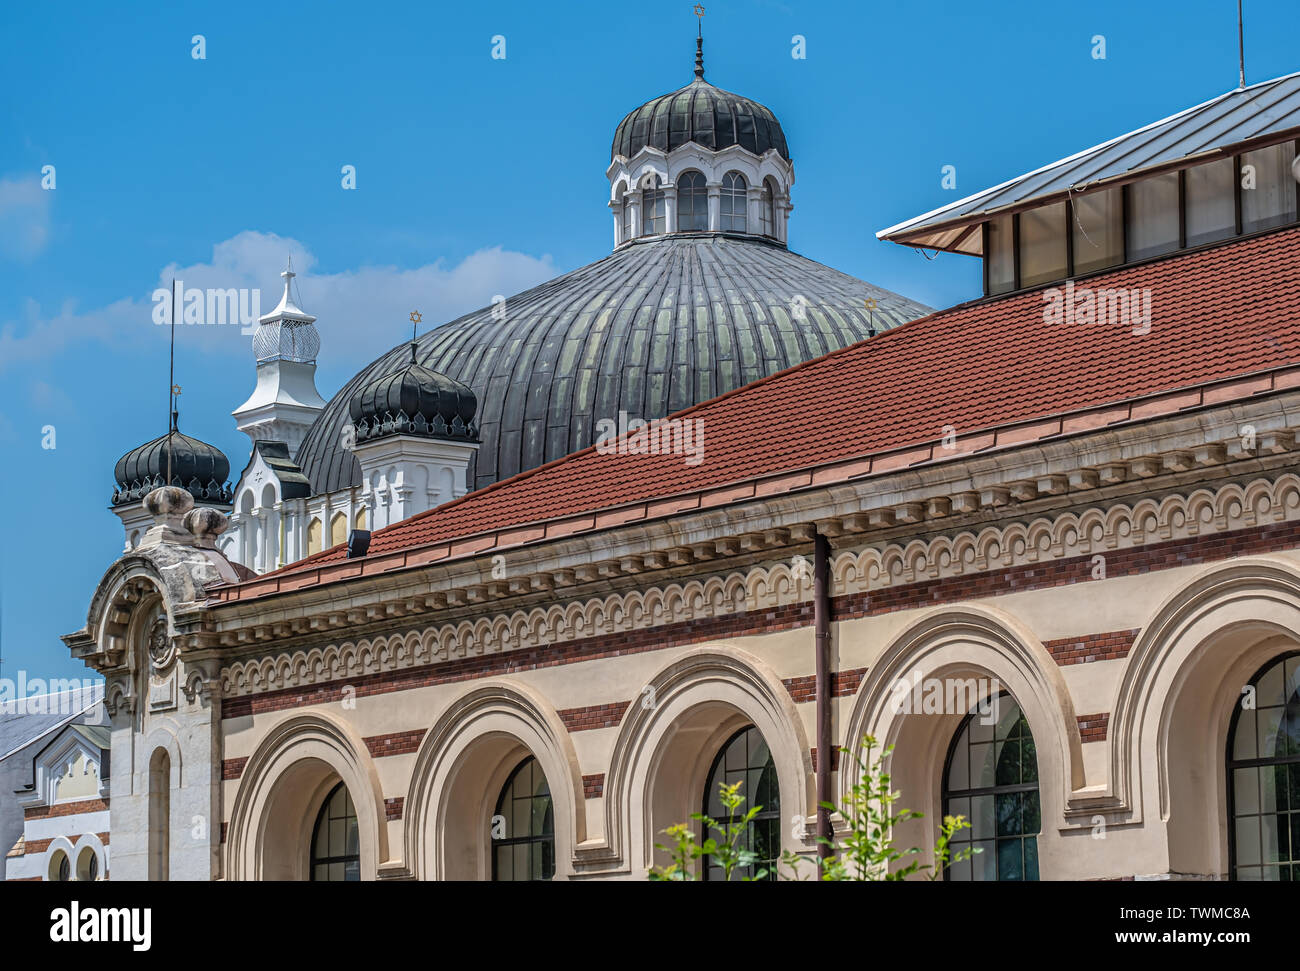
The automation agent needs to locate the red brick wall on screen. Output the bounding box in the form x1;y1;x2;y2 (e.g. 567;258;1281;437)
23;799;108;820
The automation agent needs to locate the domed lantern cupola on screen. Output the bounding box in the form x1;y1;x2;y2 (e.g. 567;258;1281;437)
232;262;328;457
344;325;481;532
607;33;795;248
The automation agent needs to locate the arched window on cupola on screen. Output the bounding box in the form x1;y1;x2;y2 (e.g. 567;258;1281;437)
307;518;323;555
330;513;348;548
761;178;778;238
641;174;667;236
720;172;748;233
677;171;708;232
620;186;632;243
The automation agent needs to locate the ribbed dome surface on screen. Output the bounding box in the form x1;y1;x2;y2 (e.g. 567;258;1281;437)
611;77;789;162
112;423;233;507
349;354;478;442
295;235;931;495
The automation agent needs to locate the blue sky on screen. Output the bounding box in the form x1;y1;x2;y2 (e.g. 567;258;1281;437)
1;0;1295;684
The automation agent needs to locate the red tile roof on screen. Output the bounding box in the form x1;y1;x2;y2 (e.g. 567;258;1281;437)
224;228;1300;600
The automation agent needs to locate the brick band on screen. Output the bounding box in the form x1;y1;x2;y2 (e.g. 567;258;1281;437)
1077;712;1111;743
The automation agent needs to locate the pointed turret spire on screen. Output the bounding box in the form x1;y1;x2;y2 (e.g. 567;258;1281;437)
261;257;316;326
233;257;327;455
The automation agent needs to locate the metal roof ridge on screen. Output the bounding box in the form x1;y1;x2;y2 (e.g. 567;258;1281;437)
875;77;1298;241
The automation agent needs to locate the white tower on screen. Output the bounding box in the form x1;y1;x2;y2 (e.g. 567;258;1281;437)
232;265;327;456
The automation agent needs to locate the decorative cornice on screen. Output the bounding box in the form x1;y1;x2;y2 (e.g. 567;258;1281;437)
220;471;1300;698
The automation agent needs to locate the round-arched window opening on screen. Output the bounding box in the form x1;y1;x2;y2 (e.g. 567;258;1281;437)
1227;652;1300;880
942;692;1041;881
310;782;360;881
641;174;666;236
677;171;708;232
701;725;780;880
720;172;748;233
52;851;71;882
761;178;778;238
76;846;100;881
491;756;555;881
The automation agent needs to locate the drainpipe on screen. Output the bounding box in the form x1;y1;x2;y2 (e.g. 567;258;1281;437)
813;530;833;868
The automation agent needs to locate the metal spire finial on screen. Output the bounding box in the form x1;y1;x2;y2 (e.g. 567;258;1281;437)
409;310;423;364
694;4;705;79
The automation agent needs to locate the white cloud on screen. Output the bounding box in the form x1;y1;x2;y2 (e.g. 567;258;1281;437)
0;231;558;371
0;175;52;261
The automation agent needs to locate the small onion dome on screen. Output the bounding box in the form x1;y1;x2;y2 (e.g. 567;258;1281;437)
112;414;234;507
611;37;789;162
348;343;479;443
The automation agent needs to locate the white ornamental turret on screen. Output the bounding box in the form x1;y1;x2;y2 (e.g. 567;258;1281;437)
232;262;328;456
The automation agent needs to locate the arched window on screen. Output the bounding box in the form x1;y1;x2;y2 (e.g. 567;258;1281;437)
148;748;170;881
677;171;708;232
720;172;748;233
943;693;1040;881
307;518;323;555
53;851;70;882
622;197;632;242
761;178;778;238
491;756;555;881
641;174;666;236
77;846;100;881
354;507;368;531
1228;652;1300;880
330;512;347;547
311;782;361;881
701;725;779;880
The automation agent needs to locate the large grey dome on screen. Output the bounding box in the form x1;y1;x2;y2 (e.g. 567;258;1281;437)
295;235;931;495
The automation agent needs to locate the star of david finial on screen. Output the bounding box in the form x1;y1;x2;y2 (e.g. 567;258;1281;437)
171;383;183;396
694;3;704;17
410;310;423;325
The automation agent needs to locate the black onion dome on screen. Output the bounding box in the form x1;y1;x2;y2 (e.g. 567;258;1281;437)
348;347;479;443
296;235;932;495
112;417;233;507
611;48;789;162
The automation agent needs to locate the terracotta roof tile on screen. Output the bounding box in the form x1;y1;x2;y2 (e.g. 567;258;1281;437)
254;228;1300;586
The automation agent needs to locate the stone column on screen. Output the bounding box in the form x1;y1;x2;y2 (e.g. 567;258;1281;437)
707;184;722;232
747;187;764;236
665;184;679;234
628;191;643;240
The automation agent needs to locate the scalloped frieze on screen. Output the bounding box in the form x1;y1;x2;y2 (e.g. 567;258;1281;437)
221;473;1300;698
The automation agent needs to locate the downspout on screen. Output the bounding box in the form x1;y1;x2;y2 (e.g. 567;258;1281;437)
813;530;833;868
